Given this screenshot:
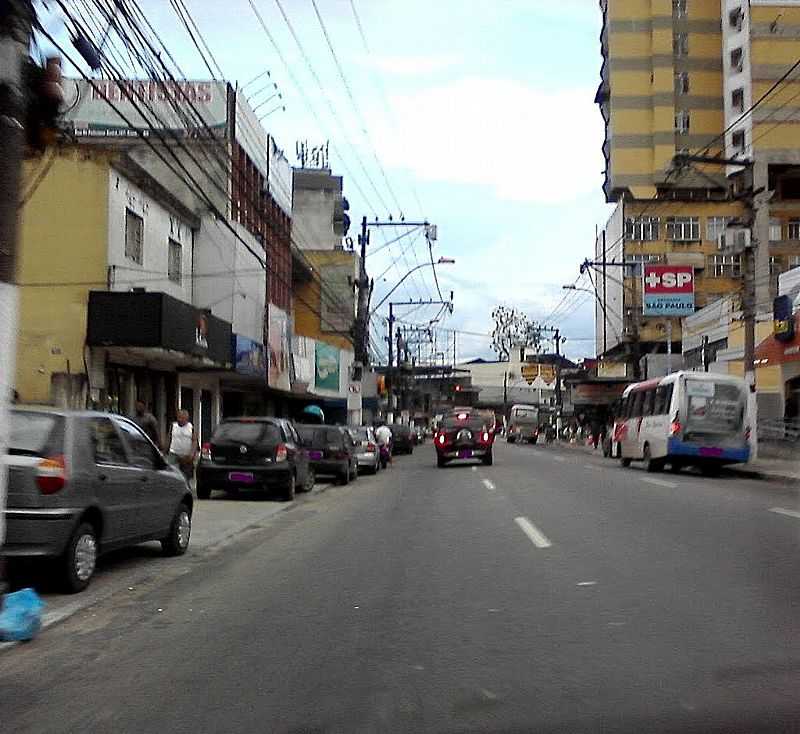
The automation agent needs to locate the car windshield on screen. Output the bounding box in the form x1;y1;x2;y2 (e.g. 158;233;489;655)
9;411;64;455
213;421;281;444
443;414;486;431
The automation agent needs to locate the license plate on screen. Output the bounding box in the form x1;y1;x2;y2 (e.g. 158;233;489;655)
228;471;254;483
309;450;323;460
458;449;472;459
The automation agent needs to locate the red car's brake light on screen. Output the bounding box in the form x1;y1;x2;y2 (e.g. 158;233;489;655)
669;412;681;437
437;433;446;446
36;454;66;494
201;442;212;460
275;443;288;462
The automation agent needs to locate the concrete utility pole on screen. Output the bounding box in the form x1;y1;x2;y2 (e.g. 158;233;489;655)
354;215;370;365
0;0;34;575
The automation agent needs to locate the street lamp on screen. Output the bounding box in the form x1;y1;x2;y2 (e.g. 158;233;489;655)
370;258;455;315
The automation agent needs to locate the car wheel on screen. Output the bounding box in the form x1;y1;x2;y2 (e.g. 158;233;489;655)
437;455;447;468
620;457;632;468
161;503;192;556
482;451;493;466
196;485;211;500
669;461;682;473
340;464;350;485
302;467;315;493
281;472;296;501
62;521;98;593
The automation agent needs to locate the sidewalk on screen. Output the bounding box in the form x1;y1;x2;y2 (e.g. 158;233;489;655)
1;488;331;651
554;439;800;483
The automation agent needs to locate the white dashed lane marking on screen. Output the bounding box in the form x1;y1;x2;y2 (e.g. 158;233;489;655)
514;516;552;549
640;477;677;488
769;507;800;520
482;479;496;491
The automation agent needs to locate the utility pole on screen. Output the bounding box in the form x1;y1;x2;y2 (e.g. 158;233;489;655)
0;0;34;585
387;303;395;423
396;326;403;423
553;328;563;433
602;229;608;355
354;215;370;366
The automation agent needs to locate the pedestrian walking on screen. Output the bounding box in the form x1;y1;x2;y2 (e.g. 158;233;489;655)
375;422;393;468
132;399;160;446
166;409;198;487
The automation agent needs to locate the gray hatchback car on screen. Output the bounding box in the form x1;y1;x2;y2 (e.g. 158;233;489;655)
3;408;194;592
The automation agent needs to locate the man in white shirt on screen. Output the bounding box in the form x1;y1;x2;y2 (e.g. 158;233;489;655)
375;423;393;467
167;409;197;485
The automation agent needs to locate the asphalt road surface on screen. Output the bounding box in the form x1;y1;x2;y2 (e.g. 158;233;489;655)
4;441;800;733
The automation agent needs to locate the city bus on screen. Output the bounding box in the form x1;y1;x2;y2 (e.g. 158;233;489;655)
615;371;750;474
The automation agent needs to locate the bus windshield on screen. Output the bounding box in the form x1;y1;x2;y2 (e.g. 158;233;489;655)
685;380;745;436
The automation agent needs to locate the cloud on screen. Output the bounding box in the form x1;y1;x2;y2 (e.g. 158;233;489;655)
368;54;461;76
372;77;604;205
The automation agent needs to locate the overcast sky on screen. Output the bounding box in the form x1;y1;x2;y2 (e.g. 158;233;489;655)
40;0;613;361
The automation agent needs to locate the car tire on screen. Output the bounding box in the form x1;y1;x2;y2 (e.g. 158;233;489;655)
161;503;192;556
301;467;315;493
196;485;211;500
340;465;350;485
620;457;632;468
61;521;98;593
437;455;447;468
482;452;493;466
281;472;296;501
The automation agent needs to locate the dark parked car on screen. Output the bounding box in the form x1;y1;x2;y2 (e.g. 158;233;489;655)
196;417;313;501
391;424;414;455
296;424;358;484
434;410;495;467
3;408;193;593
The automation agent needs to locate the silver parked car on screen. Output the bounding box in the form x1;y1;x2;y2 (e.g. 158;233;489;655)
3;408;194;592
350;426;381;475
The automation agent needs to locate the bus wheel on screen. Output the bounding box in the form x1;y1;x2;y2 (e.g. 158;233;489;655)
643;445;662;473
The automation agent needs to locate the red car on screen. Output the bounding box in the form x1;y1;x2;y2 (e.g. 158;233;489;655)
434;410;495;468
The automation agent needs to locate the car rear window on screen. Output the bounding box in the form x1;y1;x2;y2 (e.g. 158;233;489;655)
442;414;485;430
9;411;65;456
393;426;411;436
325;428;343;444
213;421;281;444
353;427;370;440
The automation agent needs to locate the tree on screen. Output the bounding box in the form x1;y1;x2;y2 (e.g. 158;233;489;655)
490;306;541;361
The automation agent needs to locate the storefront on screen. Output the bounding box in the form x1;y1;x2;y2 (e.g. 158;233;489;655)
86;290;232;443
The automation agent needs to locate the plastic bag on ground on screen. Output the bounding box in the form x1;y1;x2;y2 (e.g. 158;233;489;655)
0;588;45;642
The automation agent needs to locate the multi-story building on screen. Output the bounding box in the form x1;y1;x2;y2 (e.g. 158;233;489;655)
597;1;800;377
15;78;295;438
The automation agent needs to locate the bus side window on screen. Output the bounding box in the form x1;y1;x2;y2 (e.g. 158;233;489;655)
653;387;665;415
631;392;644;418
642;390;655;417
661;384;674;415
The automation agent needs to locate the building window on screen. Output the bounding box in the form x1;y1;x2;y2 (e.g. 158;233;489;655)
673;0;687;18
124;209;143;265
789;255;800;270
707;216;732;242
730;47;744;72
729;7;743;32
788;219;800;240
675;110;690;133
666;216;700;241
710;255;742;277
673;32;689;56
731;129;746;154
731;88;744;113
624;216;660;241
675;72;689;95
625;254;661;278
168;238;182;284
770;218;783;241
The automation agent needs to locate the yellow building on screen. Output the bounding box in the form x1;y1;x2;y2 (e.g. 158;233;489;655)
595;1;800;378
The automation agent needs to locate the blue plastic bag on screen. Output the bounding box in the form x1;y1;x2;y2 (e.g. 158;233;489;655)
0;588;45;642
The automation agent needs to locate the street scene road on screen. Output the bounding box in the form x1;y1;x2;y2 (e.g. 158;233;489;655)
4;441;800;733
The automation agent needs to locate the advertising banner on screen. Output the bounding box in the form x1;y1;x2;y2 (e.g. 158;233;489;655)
64;79;229;137
268;305;291;391
234;334;266;379
642;265;695;316
315;342;340;392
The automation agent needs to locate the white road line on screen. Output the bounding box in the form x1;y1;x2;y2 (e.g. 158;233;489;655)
482;478;496;491
514;516;552;549
471;466;477;472
583;463;596;469
640;477;677;488
551;455;566;463
769;507;800;520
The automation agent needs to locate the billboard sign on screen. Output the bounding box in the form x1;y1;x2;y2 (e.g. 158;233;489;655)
64;79;229;138
267;305;291;391
315;341;340;392
642;265;694;316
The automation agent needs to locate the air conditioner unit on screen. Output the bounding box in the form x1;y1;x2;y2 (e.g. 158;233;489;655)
717;228;751;251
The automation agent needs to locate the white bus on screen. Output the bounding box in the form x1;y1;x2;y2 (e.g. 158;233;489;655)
506;404;540;444
615;371;750;475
